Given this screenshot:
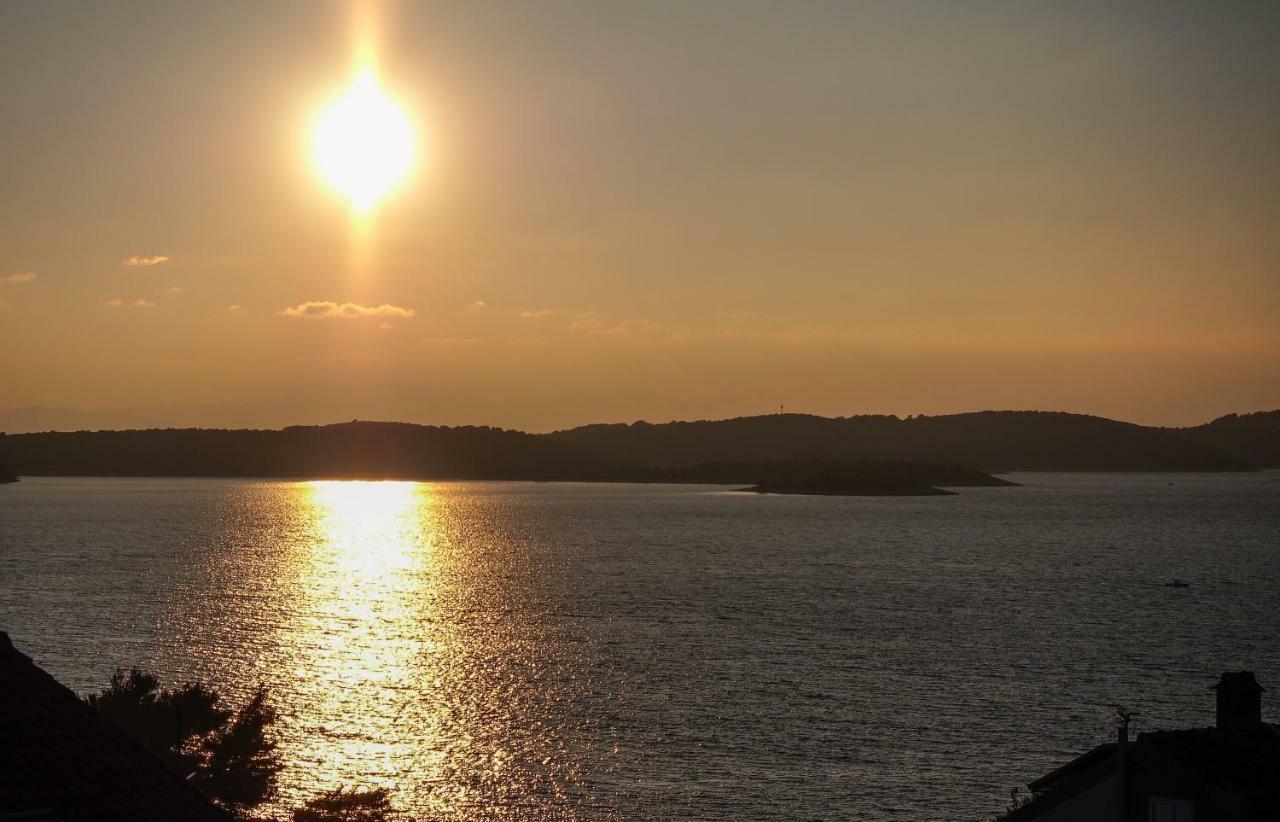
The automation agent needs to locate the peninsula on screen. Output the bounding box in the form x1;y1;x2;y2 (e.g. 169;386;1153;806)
0;434;18;482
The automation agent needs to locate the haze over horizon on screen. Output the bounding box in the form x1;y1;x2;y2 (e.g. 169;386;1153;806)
3;1;1279;431
0;400;1274;437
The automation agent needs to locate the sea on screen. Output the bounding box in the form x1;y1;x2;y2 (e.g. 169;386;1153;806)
1;473;1278;820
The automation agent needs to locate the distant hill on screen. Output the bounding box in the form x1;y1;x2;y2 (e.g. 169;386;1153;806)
3;410;1268;481
547;411;1256;472
3;422;611;481
0;433;17;482
1170;411;1280;469
740;476;954;497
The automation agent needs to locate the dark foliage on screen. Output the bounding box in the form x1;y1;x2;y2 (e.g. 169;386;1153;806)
1172;410;1280;468
191;687;283;815
87;669;281;817
292;787;393;822
0;433;18;482
549;410;1257;472
4;421;611;481
6;410;1266;480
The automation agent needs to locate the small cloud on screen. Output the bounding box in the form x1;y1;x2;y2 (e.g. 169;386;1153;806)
277;300;416;320
160;286;183;296
378;322;392;331
4;271;37;284
520;308;555;319
105;298;124;308
228;304;243;312
569;311;684;340
468;300;487;311
569;313;607;334
714;309;756;321
132;298;157;308
122;255;169;267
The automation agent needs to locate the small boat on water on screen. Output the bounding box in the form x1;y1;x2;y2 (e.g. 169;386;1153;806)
1165;579;1191;588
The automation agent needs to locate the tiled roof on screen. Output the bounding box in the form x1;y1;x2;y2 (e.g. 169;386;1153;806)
1026;742;1116;793
1139;725;1280;809
1002;743;1119;822
0;632;228;821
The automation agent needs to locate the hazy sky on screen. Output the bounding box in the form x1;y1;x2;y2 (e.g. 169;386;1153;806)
2;1;1278;431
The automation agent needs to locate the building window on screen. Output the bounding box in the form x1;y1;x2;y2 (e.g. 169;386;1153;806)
1150;797;1194;822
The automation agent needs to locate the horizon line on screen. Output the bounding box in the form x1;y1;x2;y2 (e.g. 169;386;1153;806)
3;406;1277;437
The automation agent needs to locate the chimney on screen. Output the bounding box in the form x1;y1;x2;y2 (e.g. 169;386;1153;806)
1214;671;1264;730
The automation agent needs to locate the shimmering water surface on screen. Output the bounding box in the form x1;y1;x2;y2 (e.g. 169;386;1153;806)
2;474;1278;820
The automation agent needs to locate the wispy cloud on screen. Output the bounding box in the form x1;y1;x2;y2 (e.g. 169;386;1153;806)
277;301;416;320
122;255;169;267
520;308;555;319
160;286;183;296
468;300;487;311
569;312;683;339
228;304;243;312
105;297;157;309
3;271;37;284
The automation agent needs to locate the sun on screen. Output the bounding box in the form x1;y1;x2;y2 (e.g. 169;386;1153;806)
313;70;414;212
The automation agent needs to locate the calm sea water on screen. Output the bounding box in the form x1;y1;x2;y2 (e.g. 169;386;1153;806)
2;474;1278;820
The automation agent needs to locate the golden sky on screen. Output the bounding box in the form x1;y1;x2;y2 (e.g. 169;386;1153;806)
1;1;1277;431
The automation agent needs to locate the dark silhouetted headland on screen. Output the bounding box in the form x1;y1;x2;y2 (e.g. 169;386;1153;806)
3;409;1271;482
667;460;1016;495
741;477;953;496
0;434;19;483
732;460;977;491
0;422;1010;492
2;422;611;481
549;410;1260;472
1171;411;1280;469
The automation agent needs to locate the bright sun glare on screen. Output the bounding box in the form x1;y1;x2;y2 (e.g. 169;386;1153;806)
313;70;414;212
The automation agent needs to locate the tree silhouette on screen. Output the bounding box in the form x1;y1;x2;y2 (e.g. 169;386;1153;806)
191;686;283;815
88;669;282;817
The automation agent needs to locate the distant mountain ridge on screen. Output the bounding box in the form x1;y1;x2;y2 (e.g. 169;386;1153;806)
1169;411;1280;469
0;434;17;483
2;422;610;481
0;409;1274;480
548;411;1263;472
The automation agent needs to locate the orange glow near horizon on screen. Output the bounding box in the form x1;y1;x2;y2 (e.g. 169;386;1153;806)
5;3;1279;429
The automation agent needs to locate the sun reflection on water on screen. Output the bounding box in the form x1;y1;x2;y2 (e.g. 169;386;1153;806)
305;480;430;577
282;481;445;810
191;480;603;819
